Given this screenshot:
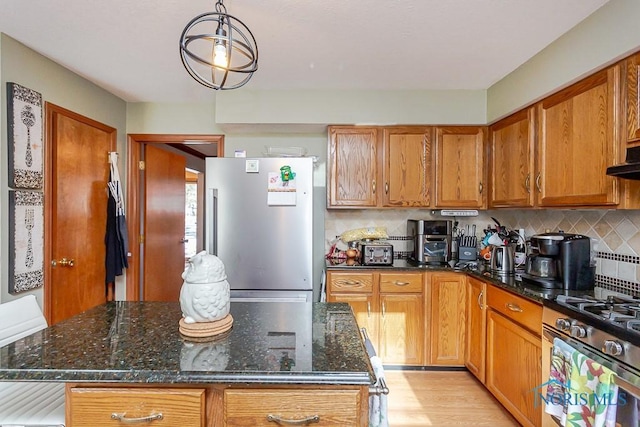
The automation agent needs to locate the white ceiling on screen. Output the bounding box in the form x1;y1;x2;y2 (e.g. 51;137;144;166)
0;0;610;103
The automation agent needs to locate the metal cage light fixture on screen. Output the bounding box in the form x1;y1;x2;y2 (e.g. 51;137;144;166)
180;0;258;90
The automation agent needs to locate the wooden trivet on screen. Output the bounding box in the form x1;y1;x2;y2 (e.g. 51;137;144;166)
179;314;233;339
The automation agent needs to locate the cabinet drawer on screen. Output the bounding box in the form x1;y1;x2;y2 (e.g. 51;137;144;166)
486;286;542;335
328;273;374;293
379;273;423;293
224;389;362;426
67;387;205;427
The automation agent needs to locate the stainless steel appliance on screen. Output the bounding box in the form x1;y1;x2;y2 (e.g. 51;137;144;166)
407;219;452;265
490;245;515;275
542;295;640;426
359;240;393;266
522;233;594;290
205;157;314;302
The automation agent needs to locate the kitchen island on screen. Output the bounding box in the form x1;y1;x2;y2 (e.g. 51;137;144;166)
0;301;374;426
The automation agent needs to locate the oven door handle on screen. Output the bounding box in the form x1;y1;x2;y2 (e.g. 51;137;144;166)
614;374;640;400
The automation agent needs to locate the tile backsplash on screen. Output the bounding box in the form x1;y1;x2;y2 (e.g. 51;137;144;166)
325;209;640;297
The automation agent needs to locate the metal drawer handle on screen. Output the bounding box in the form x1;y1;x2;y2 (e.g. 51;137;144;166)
506;303;523;313
367;301;371;318
477;290;484;309
343;280;361;285
394;281;410;286
372;180;376;194
535;173;542;193
111;412;163;424
524;174;531;193
267;414;320;425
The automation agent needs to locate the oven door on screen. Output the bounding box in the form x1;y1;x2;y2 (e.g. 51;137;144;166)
542;327;640;427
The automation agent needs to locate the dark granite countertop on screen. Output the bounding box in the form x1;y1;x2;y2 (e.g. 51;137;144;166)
0;301;374;386
326;258;584;304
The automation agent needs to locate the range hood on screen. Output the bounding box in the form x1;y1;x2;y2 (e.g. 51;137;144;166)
606;146;640;180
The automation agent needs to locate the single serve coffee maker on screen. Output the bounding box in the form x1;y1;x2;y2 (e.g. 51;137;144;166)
521;232;594;290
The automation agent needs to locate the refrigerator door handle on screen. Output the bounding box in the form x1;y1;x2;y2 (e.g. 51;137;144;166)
207;188;218;255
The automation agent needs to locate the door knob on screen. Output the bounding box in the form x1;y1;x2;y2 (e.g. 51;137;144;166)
52;258;75;267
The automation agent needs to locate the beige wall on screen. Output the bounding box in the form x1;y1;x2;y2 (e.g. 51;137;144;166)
0;34;127;305
487;0;640;122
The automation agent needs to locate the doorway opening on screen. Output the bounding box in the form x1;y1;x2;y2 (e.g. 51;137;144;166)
126;134;224;301
185;169;200;259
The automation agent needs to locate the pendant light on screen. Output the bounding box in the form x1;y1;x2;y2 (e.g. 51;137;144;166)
180;0;258;90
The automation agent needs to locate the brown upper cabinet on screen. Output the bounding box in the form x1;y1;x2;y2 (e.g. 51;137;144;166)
434;126;486;209
536;66;620;207
327;125;431;208
489;108;536;208
327;126;379;207
489;65;622;208
625;52;640;144
381;127;431;207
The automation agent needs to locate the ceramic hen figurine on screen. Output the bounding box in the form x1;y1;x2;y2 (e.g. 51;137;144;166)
180;251;230;324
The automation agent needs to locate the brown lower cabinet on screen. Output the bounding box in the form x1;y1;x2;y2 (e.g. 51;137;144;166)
485;285;542;427
327;270;425;365
465;277;486;382
66;384;368;426
428;272;467;366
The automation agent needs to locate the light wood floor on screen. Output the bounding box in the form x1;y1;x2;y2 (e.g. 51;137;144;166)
385;370;520;426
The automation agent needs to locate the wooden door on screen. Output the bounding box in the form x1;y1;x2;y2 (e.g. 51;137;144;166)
46;104;116;324
429;272;466;366
434;127;486;208
537;67;619;207
489;108;535;208
381;127;431;207
486;310;542;427
327;126;379;207
143;145;186;301
465;277;486;383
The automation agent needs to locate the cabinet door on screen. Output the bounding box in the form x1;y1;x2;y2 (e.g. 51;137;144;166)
381;127;431;207
486;310;542;427
429;273;466;366
626;52;640;142
327;126;379;207
434;126;486;208
489;108;535;208
537;67;620;207
379;293;424;365
465;278;486;383
329;293;379;352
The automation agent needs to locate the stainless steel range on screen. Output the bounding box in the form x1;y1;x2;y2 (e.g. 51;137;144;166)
542;294;640;426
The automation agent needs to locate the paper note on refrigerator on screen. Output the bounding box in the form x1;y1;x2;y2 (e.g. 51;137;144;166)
267;171;297;206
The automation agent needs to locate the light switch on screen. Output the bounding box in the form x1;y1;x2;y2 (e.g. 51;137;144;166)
245;159;259;173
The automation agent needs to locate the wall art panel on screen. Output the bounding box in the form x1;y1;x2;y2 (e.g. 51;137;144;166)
7;82;44;189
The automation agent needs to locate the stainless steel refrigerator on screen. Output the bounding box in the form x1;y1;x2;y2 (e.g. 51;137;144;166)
205;157;314;302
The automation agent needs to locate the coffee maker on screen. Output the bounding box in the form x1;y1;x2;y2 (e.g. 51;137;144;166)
407;219;452;265
521;233;594;290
